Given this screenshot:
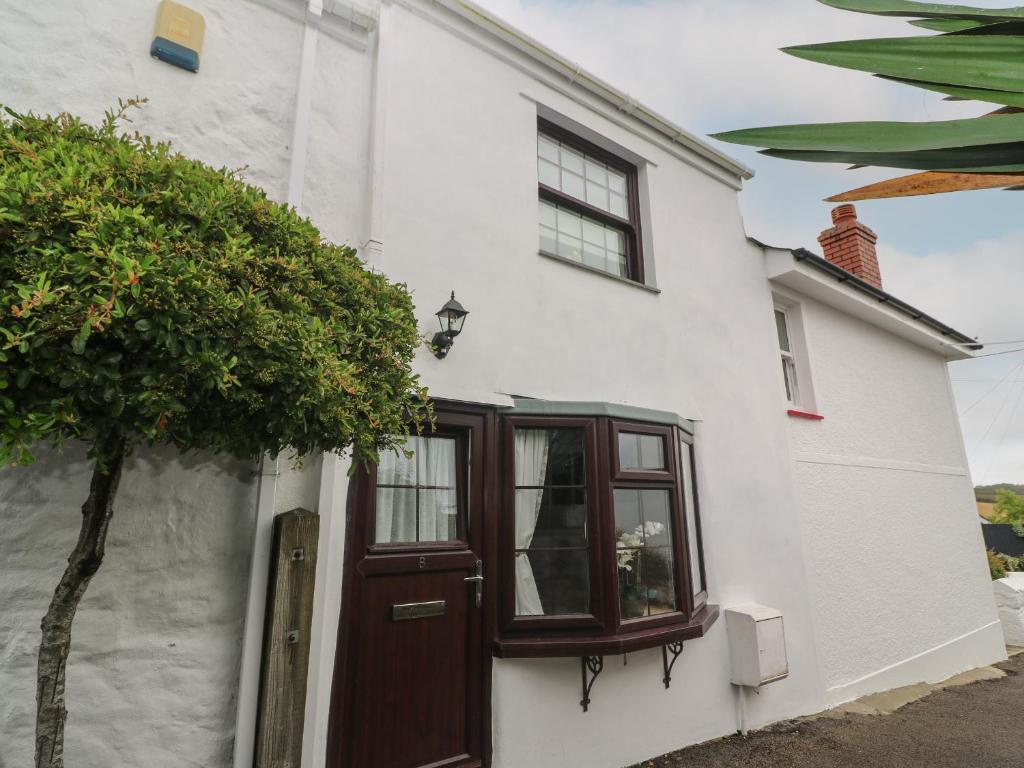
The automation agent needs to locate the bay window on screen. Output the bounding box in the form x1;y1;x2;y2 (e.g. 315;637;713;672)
497;414;712;657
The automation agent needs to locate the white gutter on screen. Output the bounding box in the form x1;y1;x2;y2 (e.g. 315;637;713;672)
424;0;754;182
762;247;976;362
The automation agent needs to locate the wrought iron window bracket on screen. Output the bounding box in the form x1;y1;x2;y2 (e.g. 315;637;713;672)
577;642;685;710
580;655;604;712
661;641;685;689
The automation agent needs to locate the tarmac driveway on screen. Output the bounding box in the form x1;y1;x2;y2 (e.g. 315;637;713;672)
629;654;1024;768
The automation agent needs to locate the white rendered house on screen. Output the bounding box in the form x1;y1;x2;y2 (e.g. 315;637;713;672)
0;1;1003;767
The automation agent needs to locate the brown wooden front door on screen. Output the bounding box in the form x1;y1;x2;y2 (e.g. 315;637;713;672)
329;410;490;768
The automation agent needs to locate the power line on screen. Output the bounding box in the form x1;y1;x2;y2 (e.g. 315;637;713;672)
959;359;1024;418
958;339;1024;347
967;347;1024;359
970;376;1019;460
981;380;1024;484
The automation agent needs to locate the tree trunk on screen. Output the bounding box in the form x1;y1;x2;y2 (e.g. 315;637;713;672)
35;433;127;768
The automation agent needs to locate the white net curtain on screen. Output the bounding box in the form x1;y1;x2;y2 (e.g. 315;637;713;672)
375;436;458;544
513;429;550;616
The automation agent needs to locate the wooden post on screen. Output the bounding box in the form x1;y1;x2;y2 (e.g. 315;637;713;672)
254;508;320;768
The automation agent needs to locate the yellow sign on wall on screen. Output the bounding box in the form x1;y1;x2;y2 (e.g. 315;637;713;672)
151;0;204;73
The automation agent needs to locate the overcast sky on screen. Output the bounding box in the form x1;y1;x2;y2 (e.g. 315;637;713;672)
473;0;1024;484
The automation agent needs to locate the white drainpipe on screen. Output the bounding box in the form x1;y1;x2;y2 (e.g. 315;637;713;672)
232;455;280;768
360;0;389;265
287;0;324;210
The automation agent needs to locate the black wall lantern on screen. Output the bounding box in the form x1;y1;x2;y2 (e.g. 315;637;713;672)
431;292;469;359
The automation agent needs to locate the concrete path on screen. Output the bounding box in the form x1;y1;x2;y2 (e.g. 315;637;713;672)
629;654;1024;768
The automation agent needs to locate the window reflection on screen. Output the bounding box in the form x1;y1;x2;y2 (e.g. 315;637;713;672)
614;488;677;618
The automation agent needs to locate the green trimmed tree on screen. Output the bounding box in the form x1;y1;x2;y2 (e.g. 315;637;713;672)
992;488;1024;529
714;0;1024;201
0;100;427;768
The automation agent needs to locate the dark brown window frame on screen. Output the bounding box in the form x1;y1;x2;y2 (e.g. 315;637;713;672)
679;430;708;611
365;426;472;555
610;421;674;482
329;405;495;768
496;414;712;658
500;416;606;634
537;117;645;285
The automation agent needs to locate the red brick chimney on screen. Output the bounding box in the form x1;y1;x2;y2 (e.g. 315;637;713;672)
817;204;882;289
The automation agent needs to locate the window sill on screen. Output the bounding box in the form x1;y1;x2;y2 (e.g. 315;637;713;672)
787;409;824;421
539;250;661;294
492;603;719;659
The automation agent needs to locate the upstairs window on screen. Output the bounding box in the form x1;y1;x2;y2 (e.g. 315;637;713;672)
536;118;643;282
775;308;799;406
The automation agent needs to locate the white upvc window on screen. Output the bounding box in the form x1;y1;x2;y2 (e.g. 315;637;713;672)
774;308;800;406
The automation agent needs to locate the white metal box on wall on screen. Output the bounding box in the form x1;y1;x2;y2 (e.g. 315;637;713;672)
725;604;789;687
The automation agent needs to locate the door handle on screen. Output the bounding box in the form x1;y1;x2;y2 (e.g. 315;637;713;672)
464;560;483;608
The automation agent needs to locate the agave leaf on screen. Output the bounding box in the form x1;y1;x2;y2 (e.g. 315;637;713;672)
909;18;989;31
712;112;1024;153
784;36;1024;94
877;76;1024;107
946;20;1024;34
827;171;1024;200
818;0;1024;21
760;141;1024;172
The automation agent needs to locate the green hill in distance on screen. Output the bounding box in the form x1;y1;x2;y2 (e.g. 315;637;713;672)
976;484;1024;504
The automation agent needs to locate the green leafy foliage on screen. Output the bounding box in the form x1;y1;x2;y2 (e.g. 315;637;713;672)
818;0;1024;21
909;18;989;30
760;143;1024;173
715;112;1024;153
714;1;1024;198
988;548;1009;580
991;488;1024;525
0;100;427;468
783;35;1024;94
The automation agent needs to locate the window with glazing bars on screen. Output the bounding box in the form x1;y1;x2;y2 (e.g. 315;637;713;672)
536;118;643;282
775;309;799;405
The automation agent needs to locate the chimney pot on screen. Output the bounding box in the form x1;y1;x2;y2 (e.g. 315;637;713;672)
818;205;883;289
831;204;857;224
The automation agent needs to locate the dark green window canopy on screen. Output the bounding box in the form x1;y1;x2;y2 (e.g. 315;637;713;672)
503;398;696;435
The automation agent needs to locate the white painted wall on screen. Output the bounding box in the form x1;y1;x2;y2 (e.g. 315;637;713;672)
0;443;257;768
0;0;304;201
306;4;827;766
0;1;337;765
0;0;1004;766
783;291;1004;705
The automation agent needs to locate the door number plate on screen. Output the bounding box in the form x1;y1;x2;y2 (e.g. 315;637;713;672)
392;600;447;621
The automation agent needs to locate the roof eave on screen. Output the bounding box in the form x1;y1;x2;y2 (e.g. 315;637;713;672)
754;238;982;361
423;0;755;182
